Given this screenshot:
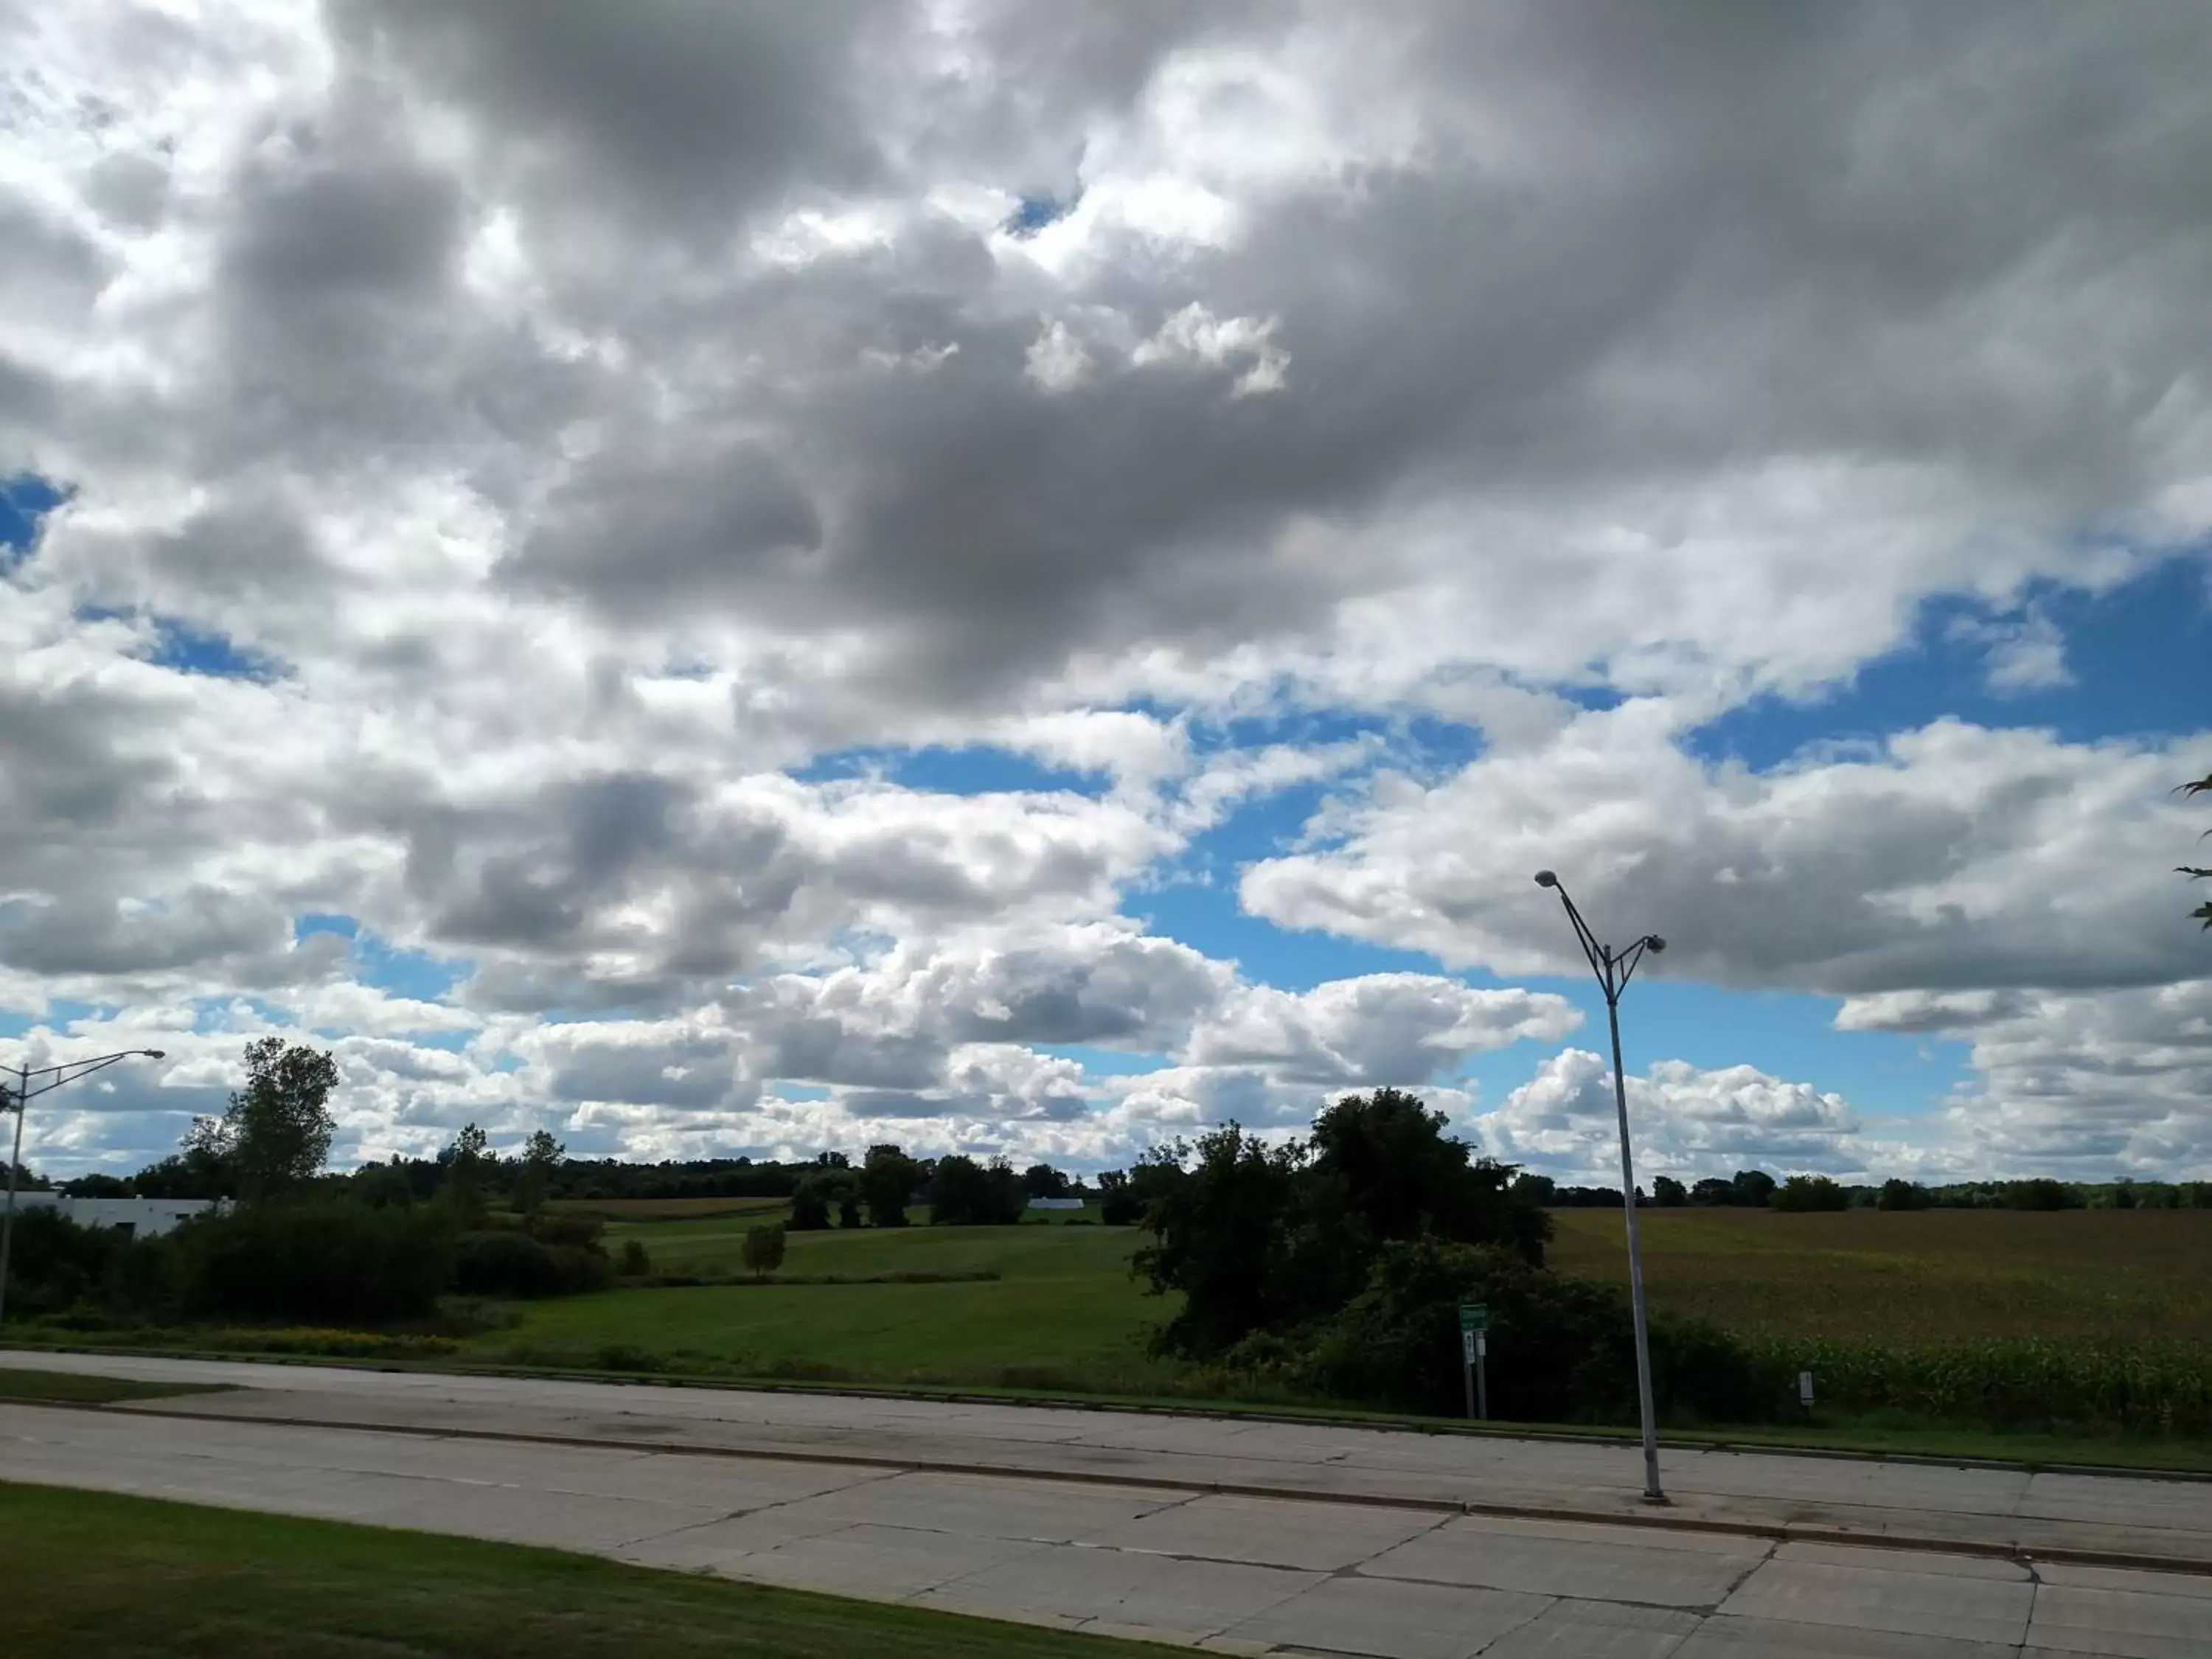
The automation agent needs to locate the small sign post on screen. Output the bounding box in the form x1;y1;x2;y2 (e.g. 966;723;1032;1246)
1798;1370;1815;1410
1458;1304;1489;1420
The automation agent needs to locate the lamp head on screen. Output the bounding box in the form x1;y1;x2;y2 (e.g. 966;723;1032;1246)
1533;870;1558;888
142;1049;167;1060
1644;936;1666;954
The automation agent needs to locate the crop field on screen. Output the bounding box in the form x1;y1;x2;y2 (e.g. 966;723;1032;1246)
1548;1207;2212;1346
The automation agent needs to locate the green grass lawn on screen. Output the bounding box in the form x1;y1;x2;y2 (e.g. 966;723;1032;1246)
0;1481;1182;1658
0;1367;233;1405
482;1220;1173;1390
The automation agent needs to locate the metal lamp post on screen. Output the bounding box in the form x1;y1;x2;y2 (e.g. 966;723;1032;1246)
1533;870;1669;1505
0;1049;167;1326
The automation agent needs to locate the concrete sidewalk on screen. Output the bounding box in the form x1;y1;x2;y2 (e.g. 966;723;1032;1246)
7;1348;2212;1573
8;1397;2211;1656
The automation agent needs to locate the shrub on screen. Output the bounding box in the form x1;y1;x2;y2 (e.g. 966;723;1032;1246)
616;1239;653;1277
178;1200;453;1325
1289;1239;1783;1425
451;1230;612;1299
0;1208;153;1321
526;1211;605;1251
1096;1170;1142;1226
741;1221;787;1279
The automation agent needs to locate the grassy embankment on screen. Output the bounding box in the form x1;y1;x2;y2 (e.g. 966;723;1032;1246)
0;1481;1183;1659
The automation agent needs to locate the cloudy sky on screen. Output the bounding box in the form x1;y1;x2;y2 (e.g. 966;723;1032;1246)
4;1;2208;1185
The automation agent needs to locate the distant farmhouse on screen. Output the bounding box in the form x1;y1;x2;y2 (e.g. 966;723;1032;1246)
1026;1196;1085;1212
7;1193;222;1239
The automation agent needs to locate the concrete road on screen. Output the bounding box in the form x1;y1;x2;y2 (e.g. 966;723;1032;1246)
2;1352;2209;1655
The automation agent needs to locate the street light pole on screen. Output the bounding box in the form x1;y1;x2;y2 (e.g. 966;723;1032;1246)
1533;871;1669;1505
0;1049;166;1328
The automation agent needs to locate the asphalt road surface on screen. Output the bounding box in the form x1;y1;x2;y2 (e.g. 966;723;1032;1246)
3;1350;2208;1656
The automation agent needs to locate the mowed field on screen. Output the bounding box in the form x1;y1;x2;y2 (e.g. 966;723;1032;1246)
476;1213;1169;1390
1548;1206;2212;1347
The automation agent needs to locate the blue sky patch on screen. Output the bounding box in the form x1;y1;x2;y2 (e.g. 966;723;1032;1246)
1695;557;2212;769
0;474;66;563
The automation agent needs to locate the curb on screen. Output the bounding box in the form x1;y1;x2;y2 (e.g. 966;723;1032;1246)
13;1394;2212;1582
7;1340;2211;1487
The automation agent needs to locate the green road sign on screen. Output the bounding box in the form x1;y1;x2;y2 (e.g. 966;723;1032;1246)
1458;1303;1489;1335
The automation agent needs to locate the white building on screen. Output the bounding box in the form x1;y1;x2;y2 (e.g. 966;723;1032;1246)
3;1193;223;1239
1026;1196;1086;1211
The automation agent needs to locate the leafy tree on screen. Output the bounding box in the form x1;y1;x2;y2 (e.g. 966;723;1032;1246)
2183;774;2212;928
1730;1169;1777;1208
788;1178;832;1231
1651;1175;1687;1208
442;1123;492;1225
1022;1162;1071;1199
861;1144;921;1227
930;1154;1027;1225
741;1220;788;1279
349;1162;417;1209
838;1189;863;1228
1877;1178;1930;1211
1133;1125;1320;1354
1771;1174;1848;1212
1096;1169;1141;1226
1689;1178;1735;1206
1510;1172;1557;1206
1307;1088;1548;1263
515;1128;566;1217
185;1038;339;1203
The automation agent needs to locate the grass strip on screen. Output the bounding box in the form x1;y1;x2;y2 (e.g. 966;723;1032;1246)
0;1366;233;1405
0;1479;1185;1659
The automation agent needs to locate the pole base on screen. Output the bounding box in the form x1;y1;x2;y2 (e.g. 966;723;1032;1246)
1638;1492;1672;1507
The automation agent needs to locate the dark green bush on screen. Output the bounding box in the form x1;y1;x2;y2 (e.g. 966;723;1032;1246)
177;1200;453;1324
526;1211;605;1251
1287;1239;1784;1425
1;1207;189;1322
1772;1175;1849;1212
616;1238;652;1276
451;1230;611;1298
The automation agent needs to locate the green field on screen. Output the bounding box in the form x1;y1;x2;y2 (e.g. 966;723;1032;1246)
0;1481;1180;1659
465;1206;2212;1451
549;1195;793;1222
1548;1206;2212;1346
481;1217;1169;1391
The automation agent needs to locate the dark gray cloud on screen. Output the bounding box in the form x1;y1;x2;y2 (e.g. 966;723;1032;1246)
329;0;888;233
